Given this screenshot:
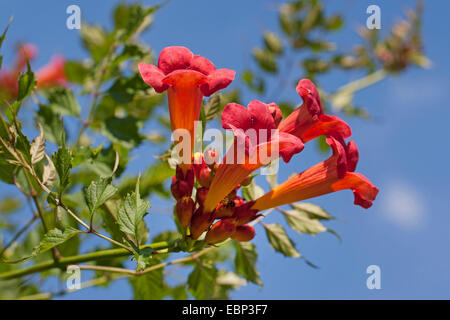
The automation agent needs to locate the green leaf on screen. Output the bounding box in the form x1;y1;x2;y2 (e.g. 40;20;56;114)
6;61;36;119
241;179;264;201
44;87;81;117
36;105;65;144
117;176;150;246
33;227;82;256
100;199;127;244
290;202;333;220
101;116;143;148
253;48;277;73
0;197;21;214
52;142;72;191
203;93;222;122
263;223;301;258
129;269;165;300
107;73;149;104
84;178;118;217
263;31;283;54
170;285;188;300
113;3;158;41
234;242;262;286
282;209;327;235
0;158;15;184
187;262;218;300
0;17;13;51
64;61;90;84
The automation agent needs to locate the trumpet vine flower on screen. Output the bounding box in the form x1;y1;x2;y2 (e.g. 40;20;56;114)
202;100;304;213
251;136;379;211
139;46;235;169
278;79;351;142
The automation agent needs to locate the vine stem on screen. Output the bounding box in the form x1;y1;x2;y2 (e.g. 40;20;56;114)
0;241;172;280
17;274;125;300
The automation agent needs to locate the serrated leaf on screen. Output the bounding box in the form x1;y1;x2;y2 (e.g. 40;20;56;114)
84;178;118;217
282;209;327;235
234;242;262;286
187;262;218;300
203;93;221;122
129;269;165;300
30;122;45;164
33;227;82;256
117;176;150;246
44;87;81;117
36;105;65;144
102;116;143;148
290;202;333;220
263;223;301;258
52;144;72;191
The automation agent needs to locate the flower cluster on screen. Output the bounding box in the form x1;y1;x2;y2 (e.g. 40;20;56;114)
0;43;66;100
139;46;379;244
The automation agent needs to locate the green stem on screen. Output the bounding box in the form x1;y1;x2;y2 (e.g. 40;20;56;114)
0;241;171;280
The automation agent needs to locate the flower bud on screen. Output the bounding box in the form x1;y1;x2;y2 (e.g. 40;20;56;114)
197;166;212;188
176;166;194;189
205;218;236;244
231;225;255;242
170;178;192;200
196;187;209;206
176;196;195;228
190;208;214;240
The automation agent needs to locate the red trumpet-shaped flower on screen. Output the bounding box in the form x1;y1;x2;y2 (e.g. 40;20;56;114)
278;79;351;142
0;43;66;100
139;46;235;170
202;100;304;213
251;136;379;212
35;55;67;88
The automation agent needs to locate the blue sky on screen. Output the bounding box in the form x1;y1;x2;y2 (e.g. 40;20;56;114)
1;0;450;299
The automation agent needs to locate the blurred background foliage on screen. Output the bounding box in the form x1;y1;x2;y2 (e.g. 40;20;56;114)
0;0;427;299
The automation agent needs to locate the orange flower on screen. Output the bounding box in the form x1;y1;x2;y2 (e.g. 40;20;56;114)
251;136;379;212
202;100;304;213
139;46;235;170
278;79;351;142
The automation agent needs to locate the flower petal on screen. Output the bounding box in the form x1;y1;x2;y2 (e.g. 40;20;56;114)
138;63;168;93
248;100;276;133
331;172;379;209
222;103;253;132
200;68;235;96
300;114;352;142
189;55;216;75
158;46;193;74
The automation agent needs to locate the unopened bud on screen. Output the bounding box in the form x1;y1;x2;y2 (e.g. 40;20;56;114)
197;166;212;188
196;187;209;206
205;218;236;244
176;196;195;228
190;208;213;240
231;225;255;242
171;178;192;200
